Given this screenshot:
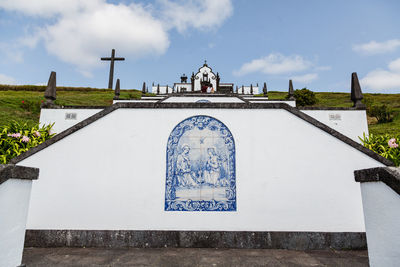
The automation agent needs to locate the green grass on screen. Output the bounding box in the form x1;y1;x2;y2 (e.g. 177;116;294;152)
0;87;399;136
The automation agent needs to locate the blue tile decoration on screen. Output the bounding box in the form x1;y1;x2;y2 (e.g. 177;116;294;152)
165;115;236;211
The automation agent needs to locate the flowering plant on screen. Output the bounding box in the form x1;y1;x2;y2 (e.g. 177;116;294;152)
0;121;55;164
359;133;400;166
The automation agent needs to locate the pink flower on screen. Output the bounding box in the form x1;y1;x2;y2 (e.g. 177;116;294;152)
34;131;41;137
11;133;21;138
7;133;12;137
21;136;30;143
388;138;399;148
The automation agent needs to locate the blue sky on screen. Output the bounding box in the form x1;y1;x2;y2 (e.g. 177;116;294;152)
0;0;400;93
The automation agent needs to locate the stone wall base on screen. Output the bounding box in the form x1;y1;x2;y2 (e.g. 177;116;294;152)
24;230;367;250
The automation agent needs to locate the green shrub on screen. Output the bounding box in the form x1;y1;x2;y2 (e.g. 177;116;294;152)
0;121;55;163
368;104;394;123
293;88;317;107
20;99;44;114
359;133;400;166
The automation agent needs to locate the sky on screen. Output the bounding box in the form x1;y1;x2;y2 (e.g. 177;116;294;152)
0;0;400;93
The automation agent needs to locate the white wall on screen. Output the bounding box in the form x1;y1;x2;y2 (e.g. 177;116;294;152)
113;100;159;104
151;85;173;94
302;110;369;143
0;179;33;267
162;97;244;103
248;100;296;107
20;108;384;231
40;108;102;134
360;182;400;267
237;86;259;95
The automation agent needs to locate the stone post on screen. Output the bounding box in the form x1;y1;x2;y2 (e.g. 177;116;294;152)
0;164;39;267
42;71;56;108
114;79;120;100
142;82;146;95
288;80;295;100
351;72;366;108
263;82;268;97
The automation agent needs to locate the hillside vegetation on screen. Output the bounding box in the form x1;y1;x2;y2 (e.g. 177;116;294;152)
0;85;399;135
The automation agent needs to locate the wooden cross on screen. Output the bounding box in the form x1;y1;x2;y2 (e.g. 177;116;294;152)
101;49;125;89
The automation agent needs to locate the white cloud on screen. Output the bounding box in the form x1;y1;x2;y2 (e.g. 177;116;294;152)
291;73;318;83
0;42;24;63
159;0;233;32
41;3;169;69
361;57;400;90
353;39;400;55
0;74;17;84
0;0;233;74
0;0;102;17
314;66;331;71
234;53;313;76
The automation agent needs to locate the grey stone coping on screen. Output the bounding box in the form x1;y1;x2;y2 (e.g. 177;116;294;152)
300;107;366;110
10;102;393;166
0;164;39;185
24;230;367;250
42;106;107;109
354;167;400;195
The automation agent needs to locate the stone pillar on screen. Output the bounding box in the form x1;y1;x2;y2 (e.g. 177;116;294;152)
288;80;295;100
263;82;268;97
142;82;146;95
351;72;366;108
191;72;195;92
0;165;39;267
42;71;57;108
114;79;120;100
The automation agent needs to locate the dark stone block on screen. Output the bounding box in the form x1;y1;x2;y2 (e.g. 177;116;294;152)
0;164;39;185
25;230;367;250
354;167;400;195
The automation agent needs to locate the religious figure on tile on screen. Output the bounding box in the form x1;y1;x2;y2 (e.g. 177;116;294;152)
176;144;198;187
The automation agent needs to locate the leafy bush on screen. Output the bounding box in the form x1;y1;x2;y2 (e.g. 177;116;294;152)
359;133;400;166
293;88;317;107
0;121;55;163
368;104;394;123
20;99;43;114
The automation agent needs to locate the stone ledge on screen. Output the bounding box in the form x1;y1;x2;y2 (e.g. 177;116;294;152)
0;164;39;185
354;167;400;195
24;230;367;250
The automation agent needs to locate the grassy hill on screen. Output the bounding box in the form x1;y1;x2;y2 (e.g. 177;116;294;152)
0;85;399;136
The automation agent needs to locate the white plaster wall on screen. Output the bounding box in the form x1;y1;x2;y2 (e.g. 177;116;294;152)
20;108;385;231
0;179;32;267
113;100;159;104
237;86;259;94
173;83;192;93
360;182;400;267
40;109;102;134
244;97;269;100
248;100;296;107
302;110;369;143
151;85;172;94
162;97;244;103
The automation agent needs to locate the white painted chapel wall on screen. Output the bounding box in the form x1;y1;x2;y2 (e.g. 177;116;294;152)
302;110;369;143
360;182;400;267
20;108;384;232
162;97;244;103
0;179;33;267
40;108;102;134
